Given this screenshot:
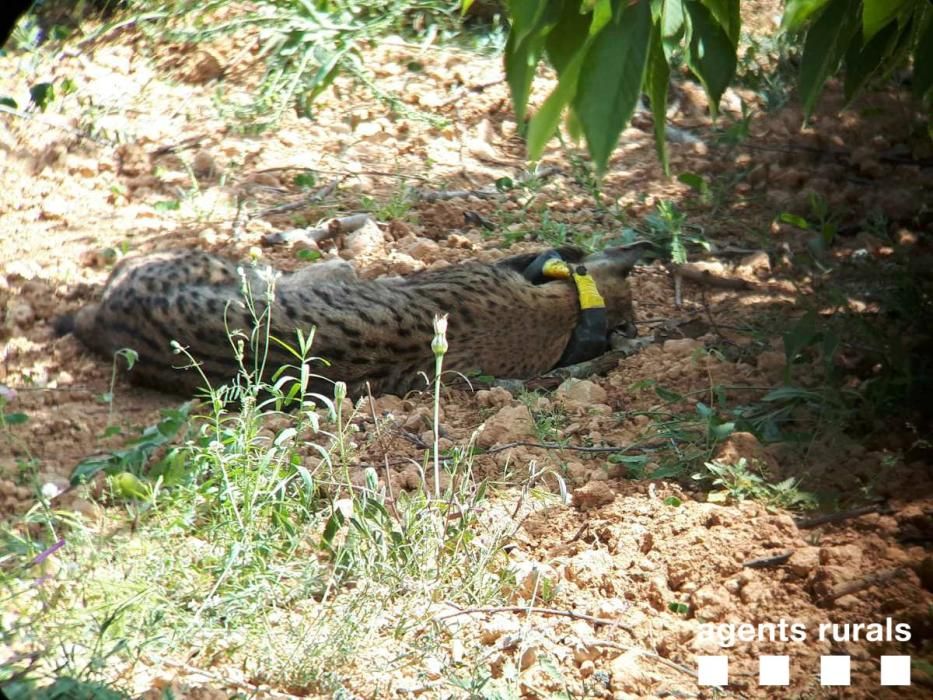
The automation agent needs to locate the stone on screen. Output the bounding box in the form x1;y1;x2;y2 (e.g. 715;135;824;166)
571;480;616;511
477;404;534;448
662;338;703;356
555;378;608;404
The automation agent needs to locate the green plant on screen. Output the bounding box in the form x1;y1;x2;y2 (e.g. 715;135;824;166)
163;0;474;132
96;348;138;425
360;183;416;222
497;0;931;173
520;392;570;443
715;98;754;145
734;31;797;112
778;192;840;254
632;199;709;265
784;0;932;119
70;402;194;486
4;256;514;694
499;0;741;173
694;457;817;509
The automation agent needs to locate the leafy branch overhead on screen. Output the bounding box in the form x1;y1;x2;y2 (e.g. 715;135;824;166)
491;0;932;175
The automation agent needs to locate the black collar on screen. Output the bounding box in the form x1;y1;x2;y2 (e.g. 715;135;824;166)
522;250;609;367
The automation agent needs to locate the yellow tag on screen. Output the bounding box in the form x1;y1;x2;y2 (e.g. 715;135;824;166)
572;271;605;310
541;258;572;279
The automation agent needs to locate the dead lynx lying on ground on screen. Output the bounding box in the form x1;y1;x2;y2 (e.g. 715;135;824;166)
62;245;642;398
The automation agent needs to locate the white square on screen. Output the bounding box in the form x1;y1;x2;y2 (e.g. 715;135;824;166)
880;655;911;686
697;655;728;686
759;655;790;686
820;655;851;686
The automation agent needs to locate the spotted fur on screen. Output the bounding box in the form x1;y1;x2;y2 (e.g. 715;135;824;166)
66;246;640;397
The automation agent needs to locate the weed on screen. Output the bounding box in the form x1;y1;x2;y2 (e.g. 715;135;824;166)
360;183;415;222
97;348;138;425
716;99;755;146
734;32;798;112
694;457;817;510
638;199;710;264
518;392;569;444
778;192;841;255
161;1;475;132
567;150;604;207
2;257;512;694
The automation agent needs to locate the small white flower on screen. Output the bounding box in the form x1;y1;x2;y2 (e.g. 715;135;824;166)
41;482;62;500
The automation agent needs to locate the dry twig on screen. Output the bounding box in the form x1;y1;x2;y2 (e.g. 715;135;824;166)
742;550;794;569
795;504;883;529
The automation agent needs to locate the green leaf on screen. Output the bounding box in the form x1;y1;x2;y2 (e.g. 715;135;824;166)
296;248;322;261
797;0;860;118
29;82;55;111
646;21;671;175
683;1;737;117
663;495;683;507
505;0;564;126
509;0;553;45
844;20;899;101
293;172;316;188
527;47;589;160
3;412;28;425
504;30;544;127
590;0;613;36
573;0;653;173
661;0;686;60
781;0;831;32
779;211;810;229
0;96;17;108
761;386;824;402
655;385;684;403
321;510;344;551
710;421;736;440
677;171;709;194
700;0;741;45
782;309;819;372
544;0;590;78
863;0;909;42
914;10;933;101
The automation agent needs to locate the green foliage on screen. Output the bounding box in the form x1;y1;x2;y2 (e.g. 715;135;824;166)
502;0;742;174
70;403;194;486
2;677;129;700
627;199;709;264
501;0;931;173
784;0;932;115
5;264;514;694
155;0;492;131
695;457;817;509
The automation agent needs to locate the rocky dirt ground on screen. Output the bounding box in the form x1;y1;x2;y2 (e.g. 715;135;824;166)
1;1;932;698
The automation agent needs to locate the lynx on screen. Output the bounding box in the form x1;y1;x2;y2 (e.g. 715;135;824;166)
61;246;641;398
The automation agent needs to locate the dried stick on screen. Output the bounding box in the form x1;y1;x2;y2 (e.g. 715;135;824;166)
668;262;758;291
483;438;668;455
742;550;794;569
794;504;883;529
412;166;562;203
821;567;904;604
487;339;653;394
251;175;344;220
262;212;372;246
